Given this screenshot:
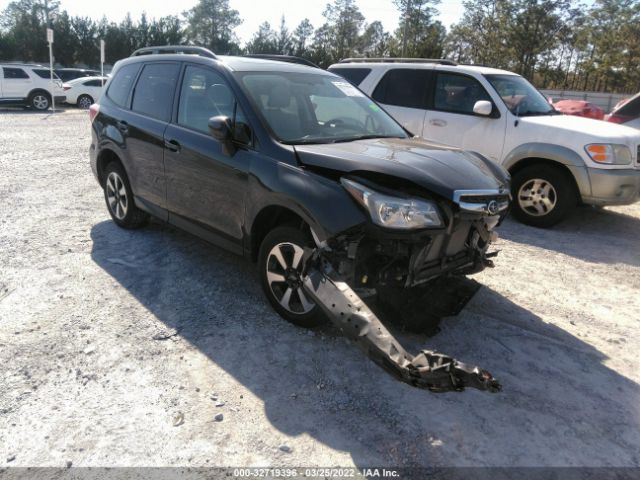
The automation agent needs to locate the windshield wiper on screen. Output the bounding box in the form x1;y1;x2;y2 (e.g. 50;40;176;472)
518;110;560;117
329;134;405;144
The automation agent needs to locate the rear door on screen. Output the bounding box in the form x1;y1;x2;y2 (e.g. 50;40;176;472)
370;68;433;136
163;63;253;252
422;71;507;162
1;67;32;98
125;62;180;214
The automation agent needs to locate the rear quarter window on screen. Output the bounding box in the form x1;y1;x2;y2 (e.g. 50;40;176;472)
2;67;29;79
328;67;371;86
106;64;141;108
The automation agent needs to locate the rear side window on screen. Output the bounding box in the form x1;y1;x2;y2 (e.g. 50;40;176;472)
84;80;104;87
3;67;29;79
107;64;141;108
32;69;61;80
328;68;371;86
372;69;431;109
131;62;180;122
434;73;492;115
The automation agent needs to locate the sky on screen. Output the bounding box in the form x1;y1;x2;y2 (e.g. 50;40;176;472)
0;0;466;44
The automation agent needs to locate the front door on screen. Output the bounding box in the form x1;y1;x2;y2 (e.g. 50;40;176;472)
164;64;253;253
422;72;507;162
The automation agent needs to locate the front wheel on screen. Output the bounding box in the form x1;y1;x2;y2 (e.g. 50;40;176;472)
258;226;327;328
511;164;577;228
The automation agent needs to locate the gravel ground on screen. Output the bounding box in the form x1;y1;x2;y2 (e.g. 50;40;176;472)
1;110;639;469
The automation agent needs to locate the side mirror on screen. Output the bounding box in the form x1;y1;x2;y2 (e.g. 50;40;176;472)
208;115;236;155
473;100;493;117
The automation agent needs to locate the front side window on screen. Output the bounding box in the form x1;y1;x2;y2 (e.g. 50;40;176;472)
131;63;180;121
372;69;430;109
107;64;141;108
434;73;492;115
485;74;555;116
239;72;407;144
3;67;29;79
177;65;252;145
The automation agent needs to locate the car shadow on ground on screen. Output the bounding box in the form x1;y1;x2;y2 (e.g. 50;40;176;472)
499;206;640;266
90;219;640;468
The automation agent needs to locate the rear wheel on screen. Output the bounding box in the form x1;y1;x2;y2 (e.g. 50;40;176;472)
258;226;326;328
29;92;50;111
77;94;93;109
102;162;149;229
511;164;577;228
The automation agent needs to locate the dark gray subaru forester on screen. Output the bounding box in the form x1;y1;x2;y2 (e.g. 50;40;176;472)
90;47;510;393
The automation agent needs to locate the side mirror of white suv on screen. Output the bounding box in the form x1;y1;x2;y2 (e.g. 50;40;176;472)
473;100;493;117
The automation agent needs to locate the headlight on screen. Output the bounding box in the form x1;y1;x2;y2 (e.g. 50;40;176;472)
584;144;632;165
341;178;443;229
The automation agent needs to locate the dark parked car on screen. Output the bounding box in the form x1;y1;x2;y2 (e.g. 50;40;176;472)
90;49;509;392
55;68;101;82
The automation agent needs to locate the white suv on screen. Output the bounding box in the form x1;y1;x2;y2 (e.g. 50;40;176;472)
0;63;66;111
329;59;640;227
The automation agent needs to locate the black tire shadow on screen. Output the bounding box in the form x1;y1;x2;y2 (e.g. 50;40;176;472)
90;219;640;468
500;206;640;266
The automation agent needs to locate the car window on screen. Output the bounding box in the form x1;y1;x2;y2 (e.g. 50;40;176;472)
484;74;553;116
32;69;61;80
107;64;141;108
131;63;179;122
3;67;29;79
433;73;492;115
84;80;104;87
239;71;407;144
328;68;371;86
371;69;430;109
616;96;640;118
178;65;252;144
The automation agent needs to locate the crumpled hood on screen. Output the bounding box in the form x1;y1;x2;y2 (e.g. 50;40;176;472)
294;137;509;200
520;114;640;145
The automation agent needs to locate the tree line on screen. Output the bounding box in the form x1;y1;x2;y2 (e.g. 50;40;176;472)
1;0;638;93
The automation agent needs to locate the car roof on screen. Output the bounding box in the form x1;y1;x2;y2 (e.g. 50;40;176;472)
329;61;518;76
67;75;107;83
56;68;98;72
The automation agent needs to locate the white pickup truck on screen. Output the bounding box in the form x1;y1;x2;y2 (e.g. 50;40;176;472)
329;59;640;227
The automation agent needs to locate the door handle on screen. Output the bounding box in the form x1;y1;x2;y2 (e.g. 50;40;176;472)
429;119;447;127
116;120;129;133
164;139;181;153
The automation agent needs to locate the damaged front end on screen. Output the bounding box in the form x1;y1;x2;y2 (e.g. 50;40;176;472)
301;178;509;393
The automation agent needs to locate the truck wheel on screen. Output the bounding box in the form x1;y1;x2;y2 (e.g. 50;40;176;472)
29;92;51;111
258;226;327;328
511;164;577;228
102;162;149;229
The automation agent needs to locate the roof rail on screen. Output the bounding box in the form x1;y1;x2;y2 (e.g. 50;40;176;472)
339;57;458;66
130;46;217;59
242;54;320;69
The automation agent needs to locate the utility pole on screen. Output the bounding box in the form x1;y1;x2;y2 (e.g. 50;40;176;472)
45;0;55;113
401;0;412;57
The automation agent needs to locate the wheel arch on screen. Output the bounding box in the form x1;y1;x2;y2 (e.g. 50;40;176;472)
248;205;314;262
96;148;125;186
505;144;591;198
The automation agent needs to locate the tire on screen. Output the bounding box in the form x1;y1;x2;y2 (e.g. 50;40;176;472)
29;91;51;111
511;164;577;228
258;226;327;328
77;94;94;109
102;162;149;229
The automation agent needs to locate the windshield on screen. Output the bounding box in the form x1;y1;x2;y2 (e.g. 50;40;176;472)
237;72;408;144
485;74;556;116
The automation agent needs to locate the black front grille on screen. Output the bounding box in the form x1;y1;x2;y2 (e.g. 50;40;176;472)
458;194;510;204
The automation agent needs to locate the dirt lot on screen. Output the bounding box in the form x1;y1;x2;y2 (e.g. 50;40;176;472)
1;110;639;470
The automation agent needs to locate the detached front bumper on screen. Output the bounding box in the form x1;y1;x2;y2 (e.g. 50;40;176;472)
583;167;640;206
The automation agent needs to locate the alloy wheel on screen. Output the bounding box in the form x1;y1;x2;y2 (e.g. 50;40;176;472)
33;95;49;110
78;96;92;109
518;178;557;217
266;242;315;314
106;172;128;220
